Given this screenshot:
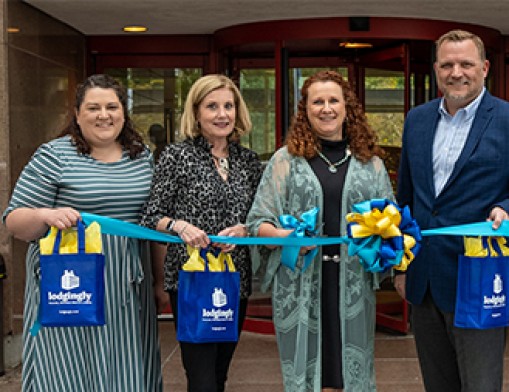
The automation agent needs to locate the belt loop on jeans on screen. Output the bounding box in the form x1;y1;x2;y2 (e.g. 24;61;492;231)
322;254;340;263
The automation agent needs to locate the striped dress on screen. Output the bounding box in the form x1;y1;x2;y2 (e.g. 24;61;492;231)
3;136;163;392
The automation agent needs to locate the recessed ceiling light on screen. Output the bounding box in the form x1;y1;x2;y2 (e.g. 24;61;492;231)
7;27;20;33
339;42;373;49
122;25;148;33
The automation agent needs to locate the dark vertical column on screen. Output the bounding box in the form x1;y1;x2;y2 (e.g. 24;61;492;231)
164;71;176;143
280;47;290;142
430;45;438;99
413;73;426;106
355;66;365;108
207;37;218;74
403;43;411;115
274;41;282;147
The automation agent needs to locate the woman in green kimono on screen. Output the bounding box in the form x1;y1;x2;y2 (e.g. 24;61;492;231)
247;70;394;392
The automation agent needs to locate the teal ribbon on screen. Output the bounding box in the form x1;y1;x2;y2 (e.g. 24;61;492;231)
279;207;319;272
422;221;509;237
80;212;348;247
80;209;509;274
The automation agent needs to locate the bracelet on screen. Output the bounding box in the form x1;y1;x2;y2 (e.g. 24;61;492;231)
177;222;189;237
166;219;176;232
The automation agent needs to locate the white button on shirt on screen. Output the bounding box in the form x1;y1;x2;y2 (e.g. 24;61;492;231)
432;88;485;196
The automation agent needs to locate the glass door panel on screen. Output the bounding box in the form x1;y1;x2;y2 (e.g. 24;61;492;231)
364;68;405;191
239;69;276;161
364;68;405;147
105;68;202;161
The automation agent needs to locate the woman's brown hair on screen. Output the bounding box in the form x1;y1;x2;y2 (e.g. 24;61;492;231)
59;74;144;158
286;70;383;163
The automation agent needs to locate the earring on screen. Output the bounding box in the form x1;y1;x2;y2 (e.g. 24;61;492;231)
195;120;201;130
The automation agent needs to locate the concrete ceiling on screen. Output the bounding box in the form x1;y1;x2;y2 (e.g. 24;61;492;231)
23;0;509;36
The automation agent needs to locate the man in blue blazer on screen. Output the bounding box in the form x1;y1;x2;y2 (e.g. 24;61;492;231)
396;29;509;392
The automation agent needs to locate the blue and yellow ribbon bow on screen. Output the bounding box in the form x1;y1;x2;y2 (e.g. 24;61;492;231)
346;199;421;272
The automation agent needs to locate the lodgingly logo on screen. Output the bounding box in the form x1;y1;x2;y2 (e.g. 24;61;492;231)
212;288;227;307
61;270;80;290
202;288;235;322
47;269;92;305
47;291;92;304
484;274;506;309
494;274;503;294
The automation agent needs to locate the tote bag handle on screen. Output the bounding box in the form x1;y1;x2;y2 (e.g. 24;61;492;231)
199;247;234;272
52;220;86;255
482;236;507;257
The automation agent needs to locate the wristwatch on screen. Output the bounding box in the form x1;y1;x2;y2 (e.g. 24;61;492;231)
166;219;176;232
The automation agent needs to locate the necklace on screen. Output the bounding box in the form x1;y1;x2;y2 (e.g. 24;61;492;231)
315;147;351;173
212;154;229;176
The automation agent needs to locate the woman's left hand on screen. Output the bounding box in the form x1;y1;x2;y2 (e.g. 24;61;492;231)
214;224;247;253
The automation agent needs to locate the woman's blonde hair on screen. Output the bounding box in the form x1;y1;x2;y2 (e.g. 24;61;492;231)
180;74;252;140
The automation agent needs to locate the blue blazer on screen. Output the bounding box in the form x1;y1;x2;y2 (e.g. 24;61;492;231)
397;91;509;312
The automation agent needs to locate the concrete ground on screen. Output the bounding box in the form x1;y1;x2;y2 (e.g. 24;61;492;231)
2;320;509;391
160;321;424;392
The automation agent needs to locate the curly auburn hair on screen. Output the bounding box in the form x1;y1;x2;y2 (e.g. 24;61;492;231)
285;70;383;163
59;74;144;159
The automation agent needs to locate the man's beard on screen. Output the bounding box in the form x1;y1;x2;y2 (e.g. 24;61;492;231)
443;84;477;103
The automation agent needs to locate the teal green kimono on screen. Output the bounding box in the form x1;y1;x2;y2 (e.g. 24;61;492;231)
246;147;394;392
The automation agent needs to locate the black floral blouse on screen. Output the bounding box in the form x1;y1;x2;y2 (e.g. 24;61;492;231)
140;136;262;298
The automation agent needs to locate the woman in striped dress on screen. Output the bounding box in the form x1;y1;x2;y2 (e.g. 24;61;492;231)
2;74;163;391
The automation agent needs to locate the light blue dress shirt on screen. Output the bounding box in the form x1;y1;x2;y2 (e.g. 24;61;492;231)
432;88;486;196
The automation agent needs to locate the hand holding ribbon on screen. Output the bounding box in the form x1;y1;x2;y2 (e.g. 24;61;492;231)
279;207;319;272
80;199;508;275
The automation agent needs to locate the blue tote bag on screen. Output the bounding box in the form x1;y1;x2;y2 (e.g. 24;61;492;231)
39;220;106;327
177;247;240;343
455;237;509;329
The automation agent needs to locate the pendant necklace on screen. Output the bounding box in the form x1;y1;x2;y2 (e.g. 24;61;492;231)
212;154;229;176
315;147;351;173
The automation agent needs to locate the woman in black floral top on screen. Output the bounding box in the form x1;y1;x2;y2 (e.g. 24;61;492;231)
141;74;262;392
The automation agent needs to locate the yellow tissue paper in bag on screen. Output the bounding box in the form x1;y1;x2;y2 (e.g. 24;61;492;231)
39;222;102;255
206;250;235;272
182;246;205;271
464;236;509;257
182;245;235;272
